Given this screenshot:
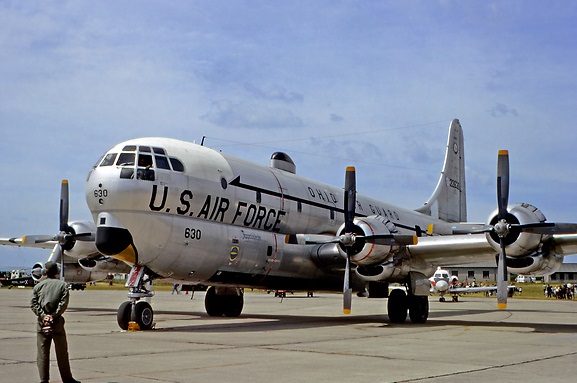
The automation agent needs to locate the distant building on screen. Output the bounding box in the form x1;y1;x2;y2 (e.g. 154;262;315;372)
445;262;577;284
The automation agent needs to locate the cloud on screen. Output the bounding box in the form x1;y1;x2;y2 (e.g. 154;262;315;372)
330;113;344;123
244;83;304;103
201;100;304;129
490;103;519;117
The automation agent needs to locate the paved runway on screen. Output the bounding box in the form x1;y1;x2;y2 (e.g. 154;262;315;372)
2;287;577;383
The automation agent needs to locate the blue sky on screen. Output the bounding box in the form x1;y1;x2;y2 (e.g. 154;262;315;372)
2;1;577;268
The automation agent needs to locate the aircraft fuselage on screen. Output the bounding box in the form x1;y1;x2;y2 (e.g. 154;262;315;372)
86;138;449;291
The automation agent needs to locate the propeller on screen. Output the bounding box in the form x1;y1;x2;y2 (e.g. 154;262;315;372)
21;180;93;279
342;166;356;314
495;150;510;309
340;167;418;314
495;151;577;308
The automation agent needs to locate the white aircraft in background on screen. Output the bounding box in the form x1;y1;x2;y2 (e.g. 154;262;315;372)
429;266;506;302
3;119;577;330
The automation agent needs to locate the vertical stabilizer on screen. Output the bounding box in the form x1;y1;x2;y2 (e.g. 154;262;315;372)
415;119;466;222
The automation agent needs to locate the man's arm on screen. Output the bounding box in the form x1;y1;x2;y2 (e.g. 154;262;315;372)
53;282;69;318
30;285;46;318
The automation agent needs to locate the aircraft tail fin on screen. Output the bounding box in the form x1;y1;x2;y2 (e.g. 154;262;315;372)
415;119;467;222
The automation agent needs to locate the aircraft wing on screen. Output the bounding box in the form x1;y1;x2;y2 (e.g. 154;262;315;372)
0;236;57;250
407;232;577;267
447;286;497;294
406;233;496;266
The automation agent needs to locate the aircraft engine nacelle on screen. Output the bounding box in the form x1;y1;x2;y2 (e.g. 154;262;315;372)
78;257;132;274
337;215;399;266
486;203;547;257
504;252;563;276
31;261;110;283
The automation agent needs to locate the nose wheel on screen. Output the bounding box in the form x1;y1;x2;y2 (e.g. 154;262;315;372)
117;300;154;331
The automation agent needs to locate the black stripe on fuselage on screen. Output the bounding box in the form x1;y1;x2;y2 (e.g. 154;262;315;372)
229;176;426;236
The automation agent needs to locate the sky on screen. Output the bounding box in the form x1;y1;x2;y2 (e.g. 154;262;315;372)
2;1;577;268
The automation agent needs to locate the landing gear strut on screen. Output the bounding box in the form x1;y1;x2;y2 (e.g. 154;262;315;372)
117;265;155;330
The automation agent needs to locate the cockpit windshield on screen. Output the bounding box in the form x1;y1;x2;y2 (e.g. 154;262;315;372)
96;145;185;181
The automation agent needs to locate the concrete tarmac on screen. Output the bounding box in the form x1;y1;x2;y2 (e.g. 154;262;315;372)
2;287;577;383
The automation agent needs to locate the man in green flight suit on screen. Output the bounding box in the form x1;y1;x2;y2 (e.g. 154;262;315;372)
30;261;80;383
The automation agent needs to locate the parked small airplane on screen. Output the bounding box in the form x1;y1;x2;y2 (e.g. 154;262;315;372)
428;266;509;302
3;119;577;330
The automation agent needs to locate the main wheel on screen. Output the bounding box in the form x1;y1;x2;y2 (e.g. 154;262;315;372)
134;301;154;330
387;289;408;323
205;286;225;316
205;286;244;317
223;292;243;317
117;301;132;330
408;295;429;324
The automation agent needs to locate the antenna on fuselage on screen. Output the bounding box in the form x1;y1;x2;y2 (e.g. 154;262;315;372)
200;136;206;146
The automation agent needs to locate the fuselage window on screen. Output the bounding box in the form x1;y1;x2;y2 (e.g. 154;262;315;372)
116;153;135;166
155;155;171;170
139;146;152;153
170;158;185;172
153;147;166;155
100;153;118;166
122;145;136;151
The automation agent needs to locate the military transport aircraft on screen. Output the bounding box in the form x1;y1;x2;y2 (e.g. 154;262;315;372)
3;119;577;330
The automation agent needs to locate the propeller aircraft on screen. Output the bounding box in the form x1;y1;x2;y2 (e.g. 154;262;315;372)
3;119;577;330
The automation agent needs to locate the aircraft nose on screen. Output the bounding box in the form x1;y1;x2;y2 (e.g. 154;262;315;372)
95;213;137;264
435;280;449;292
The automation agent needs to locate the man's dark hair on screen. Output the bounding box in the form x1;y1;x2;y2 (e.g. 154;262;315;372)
45;262;59;277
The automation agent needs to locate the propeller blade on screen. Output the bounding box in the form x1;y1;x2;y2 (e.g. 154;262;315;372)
362;234;418;246
22;235;56;245
68;232;95;242
344;166;356;233
497;240;508;309
343;253;352;314
497;150;509;219
514;222;577;235
60;180;70;232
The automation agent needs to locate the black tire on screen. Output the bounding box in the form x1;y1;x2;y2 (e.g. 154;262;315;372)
117;301;132;330
205;286;225;317
223;293;244;317
387;289;408;323
134;301;154;330
408;296;429;324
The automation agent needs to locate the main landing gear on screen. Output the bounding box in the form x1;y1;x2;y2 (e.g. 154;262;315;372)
117;265;155;331
387;288;429;324
204;286;244;317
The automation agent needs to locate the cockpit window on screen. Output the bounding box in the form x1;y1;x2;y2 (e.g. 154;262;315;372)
155;155;171;170
170;158;185;172
137;154;153;168
122;145;137;151
116;152;135;166
139;146;151;153
100;153;118;166
153;147;166;155
93;155;104;168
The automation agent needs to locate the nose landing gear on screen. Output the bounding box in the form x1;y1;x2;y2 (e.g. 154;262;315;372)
117;265;155;331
